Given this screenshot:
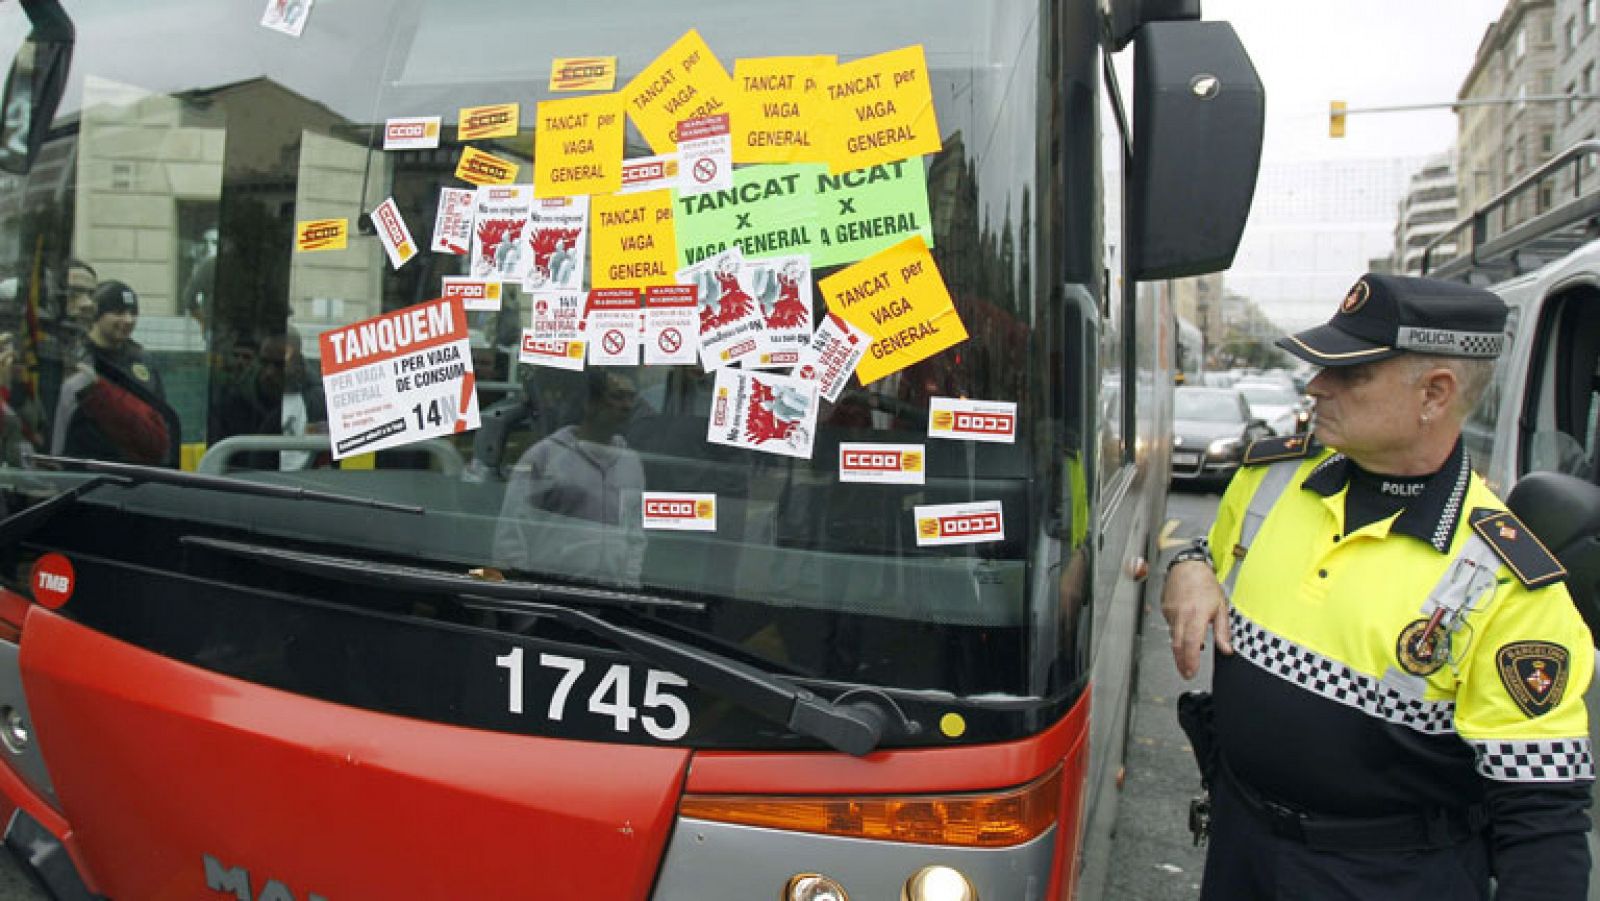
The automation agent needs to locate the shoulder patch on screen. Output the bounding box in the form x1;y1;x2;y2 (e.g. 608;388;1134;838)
1469;508;1566;589
1242;434;1318;466
1496;641;1571;717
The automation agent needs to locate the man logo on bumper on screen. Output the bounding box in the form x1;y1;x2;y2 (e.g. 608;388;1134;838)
1497;641;1570;717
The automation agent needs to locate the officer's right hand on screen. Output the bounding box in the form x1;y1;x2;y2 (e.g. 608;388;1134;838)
1161;561;1233;680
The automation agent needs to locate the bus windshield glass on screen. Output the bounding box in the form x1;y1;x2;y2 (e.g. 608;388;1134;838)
0;0;1073;703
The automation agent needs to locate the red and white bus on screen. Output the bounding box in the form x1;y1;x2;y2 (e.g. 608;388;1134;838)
0;1;1259;897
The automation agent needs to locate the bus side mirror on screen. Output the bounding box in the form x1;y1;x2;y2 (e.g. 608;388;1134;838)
0;0;74;176
1505;471;1600;644
1128;20;1263;281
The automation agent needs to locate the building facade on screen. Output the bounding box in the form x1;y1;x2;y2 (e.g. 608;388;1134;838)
1392;152;1459;275
1554;0;1600;156
1457;0;1558;223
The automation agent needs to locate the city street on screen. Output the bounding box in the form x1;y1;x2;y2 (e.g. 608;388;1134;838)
1106;486;1224;900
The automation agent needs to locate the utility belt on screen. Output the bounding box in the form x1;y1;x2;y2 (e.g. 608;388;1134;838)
1218;756;1487;852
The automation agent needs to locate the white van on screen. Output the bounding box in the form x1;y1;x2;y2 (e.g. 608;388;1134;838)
1426;142;1600;897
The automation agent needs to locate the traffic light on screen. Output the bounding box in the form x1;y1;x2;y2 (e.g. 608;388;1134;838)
1329;101;1347;138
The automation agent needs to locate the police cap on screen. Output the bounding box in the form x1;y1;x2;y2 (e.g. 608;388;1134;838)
1276;273;1507;367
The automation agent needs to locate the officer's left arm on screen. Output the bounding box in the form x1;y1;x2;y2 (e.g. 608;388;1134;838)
1457;576;1595;901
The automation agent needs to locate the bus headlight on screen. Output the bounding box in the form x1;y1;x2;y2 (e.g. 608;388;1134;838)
787;873;848;901
903;865;979;901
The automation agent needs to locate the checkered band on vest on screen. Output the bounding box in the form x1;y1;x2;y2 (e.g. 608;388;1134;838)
1471;738;1595;782
1232;612;1456;734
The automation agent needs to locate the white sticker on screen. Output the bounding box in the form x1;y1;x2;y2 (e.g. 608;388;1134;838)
370;197;417;270
318;297;480;459
384;116;442;151
523;196;589;291
793;313;868;403
914;501;1005;547
839;443;925;485
470;184;535;281
676;114;733;197
707;369;818;459
642;492;718;531
586;288;642;366
259;0;313;36
678;247;765;370
928;397;1018;444
747;254;813;369
440;277;502;312
431;187;475;255
524;290;587;370
619;154;681;194
519;329;585;371
643;285;700;366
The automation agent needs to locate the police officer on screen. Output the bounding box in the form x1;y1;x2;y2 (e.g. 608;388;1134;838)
1162;273;1593;899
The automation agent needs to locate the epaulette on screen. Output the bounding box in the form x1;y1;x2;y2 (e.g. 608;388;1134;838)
1242;434;1318;466
1469;507;1566;589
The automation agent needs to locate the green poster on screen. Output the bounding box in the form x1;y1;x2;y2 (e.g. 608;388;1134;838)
673;164;821;269
670;159;936;271
810;158;934;268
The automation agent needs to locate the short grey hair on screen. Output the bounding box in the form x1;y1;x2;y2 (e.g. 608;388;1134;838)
1399;353;1496;419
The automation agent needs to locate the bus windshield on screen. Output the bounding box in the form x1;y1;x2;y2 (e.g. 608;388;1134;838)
0;0;1078;706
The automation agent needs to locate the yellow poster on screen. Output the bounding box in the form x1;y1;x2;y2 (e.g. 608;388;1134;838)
622;29;735;154
590;189;678;288
819;235;966;384
551;56;617;92
534;93;625;198
295;218;348;252
730;55;835;164
458;103;520;141
819;45;942;175
455;146;520;185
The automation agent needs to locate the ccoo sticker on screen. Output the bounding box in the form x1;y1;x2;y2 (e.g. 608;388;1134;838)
914;501;1005;547
928;397;1017;444
839;442;924;485
642;492;717;531
30;553;74;609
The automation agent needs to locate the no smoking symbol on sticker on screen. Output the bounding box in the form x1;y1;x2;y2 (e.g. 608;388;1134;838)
659;328;682;353
603;329;626;355
692;157;718;184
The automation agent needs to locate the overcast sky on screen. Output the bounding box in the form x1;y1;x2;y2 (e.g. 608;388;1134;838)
1204;0;1509;164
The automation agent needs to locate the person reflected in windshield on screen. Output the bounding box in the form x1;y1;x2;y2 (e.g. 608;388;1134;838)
493;368;646;586
276;328;326;470
51;280;173;465
33;258;98;438
212;328;327;470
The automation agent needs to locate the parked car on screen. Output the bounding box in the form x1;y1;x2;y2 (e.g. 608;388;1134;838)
1234;379;1312;435
1171;386;1272;486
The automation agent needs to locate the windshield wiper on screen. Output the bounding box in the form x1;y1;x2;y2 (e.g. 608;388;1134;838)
182;534;899;754
0;474;127;549
179;535;705;613
459;596;903;757
30;454;424;514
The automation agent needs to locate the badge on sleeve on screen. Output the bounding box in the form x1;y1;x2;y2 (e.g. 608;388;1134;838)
1496;641;1570;717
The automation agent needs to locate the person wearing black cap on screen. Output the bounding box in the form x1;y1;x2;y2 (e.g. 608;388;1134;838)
50;280;175;465
1162;272;1593;899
